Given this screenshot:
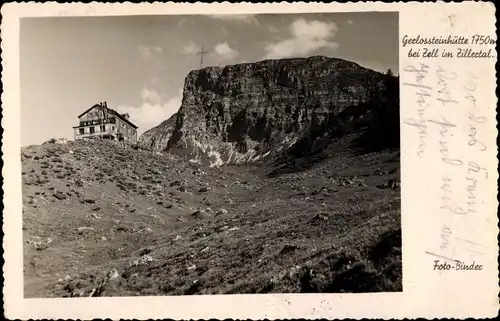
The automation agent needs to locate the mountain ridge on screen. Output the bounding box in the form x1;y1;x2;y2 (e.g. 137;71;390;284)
138;56;399;172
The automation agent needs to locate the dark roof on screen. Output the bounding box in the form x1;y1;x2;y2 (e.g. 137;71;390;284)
78;104;138;129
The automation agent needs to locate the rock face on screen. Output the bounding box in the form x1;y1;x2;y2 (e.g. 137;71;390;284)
137;114;177;153
138;56;399;171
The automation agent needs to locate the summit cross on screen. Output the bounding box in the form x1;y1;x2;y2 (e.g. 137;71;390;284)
197;46;207;69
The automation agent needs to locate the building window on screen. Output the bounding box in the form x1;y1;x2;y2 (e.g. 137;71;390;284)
90;127;95;134
100;125;105;132
79;128;84;135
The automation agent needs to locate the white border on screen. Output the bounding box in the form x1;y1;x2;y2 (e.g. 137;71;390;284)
2;2;498;319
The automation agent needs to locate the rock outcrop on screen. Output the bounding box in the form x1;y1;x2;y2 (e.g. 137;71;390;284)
138;56;399;170
136;114;177;153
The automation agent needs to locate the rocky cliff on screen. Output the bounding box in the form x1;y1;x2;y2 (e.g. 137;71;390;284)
138;56;399;172
137;114;177;153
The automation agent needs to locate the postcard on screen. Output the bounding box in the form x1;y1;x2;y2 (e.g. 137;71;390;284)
2;2;498;319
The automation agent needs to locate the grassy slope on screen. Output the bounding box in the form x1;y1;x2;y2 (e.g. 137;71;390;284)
22;139;401;297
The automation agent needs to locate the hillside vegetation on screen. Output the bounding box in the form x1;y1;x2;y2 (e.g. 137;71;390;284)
23;139;401;297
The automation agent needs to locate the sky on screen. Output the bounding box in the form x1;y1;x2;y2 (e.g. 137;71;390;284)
20;12;398;146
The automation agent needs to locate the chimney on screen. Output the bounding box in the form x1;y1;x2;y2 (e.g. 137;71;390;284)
121;113;130;120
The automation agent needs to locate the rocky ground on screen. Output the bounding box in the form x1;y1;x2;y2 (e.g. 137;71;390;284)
22;138;401;297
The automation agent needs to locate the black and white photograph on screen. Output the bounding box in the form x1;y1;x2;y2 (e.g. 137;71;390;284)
20;11;401;298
